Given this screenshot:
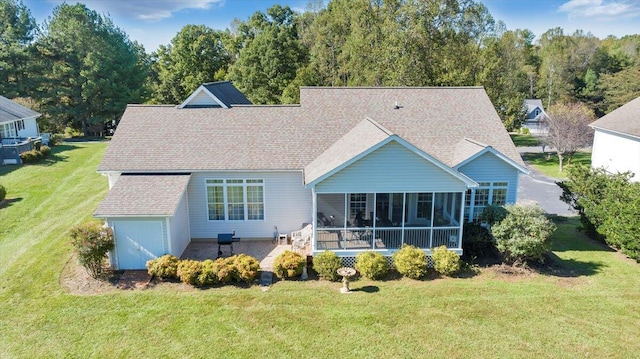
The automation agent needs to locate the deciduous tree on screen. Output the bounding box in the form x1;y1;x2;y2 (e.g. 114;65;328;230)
544;102;594;172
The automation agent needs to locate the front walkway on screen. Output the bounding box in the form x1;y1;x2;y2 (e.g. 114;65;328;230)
180;240;290;271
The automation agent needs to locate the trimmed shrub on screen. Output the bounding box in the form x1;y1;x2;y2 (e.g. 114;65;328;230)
479;204;507;227
198;259;219;286
273;250;305;279
19;149;40;163
70;221;114;278
177;259;203;285
40;145;51;157
231;254;261;283
312;251;342;281
214;257;236;284
521;127;530;135
146;254;179;280
355;251;389;280
392;244;428;279
492;204;556;264
462;222;498;259
432;245;461;276
0;184;6;202
49;134;65;146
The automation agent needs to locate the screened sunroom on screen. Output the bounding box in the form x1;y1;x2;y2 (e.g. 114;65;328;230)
313;191;464;255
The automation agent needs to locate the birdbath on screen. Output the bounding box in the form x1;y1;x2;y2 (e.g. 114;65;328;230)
337;267;356;293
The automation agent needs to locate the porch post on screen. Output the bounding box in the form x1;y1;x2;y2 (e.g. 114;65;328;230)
458;191;466;248
311;187;317;253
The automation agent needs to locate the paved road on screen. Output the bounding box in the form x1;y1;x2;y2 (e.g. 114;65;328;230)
516;147;577;217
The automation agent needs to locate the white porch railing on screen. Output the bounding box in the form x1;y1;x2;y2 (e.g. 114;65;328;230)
314;226;460;251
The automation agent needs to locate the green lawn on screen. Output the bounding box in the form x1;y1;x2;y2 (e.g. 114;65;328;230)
522;151;592;179
2;143;639;358
509;133;539;147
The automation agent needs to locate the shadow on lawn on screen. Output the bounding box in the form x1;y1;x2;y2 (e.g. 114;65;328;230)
0;144;81;176
0;197;23;210
541;252;606;277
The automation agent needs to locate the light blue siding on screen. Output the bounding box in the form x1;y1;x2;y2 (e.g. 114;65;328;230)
458;152;520;203
316;141;468;193
188;171;312;239
168;191;190;256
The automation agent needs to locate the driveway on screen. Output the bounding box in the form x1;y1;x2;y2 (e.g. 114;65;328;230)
516;147;576;217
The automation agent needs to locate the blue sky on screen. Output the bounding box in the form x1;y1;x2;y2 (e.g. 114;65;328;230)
23;0;640;53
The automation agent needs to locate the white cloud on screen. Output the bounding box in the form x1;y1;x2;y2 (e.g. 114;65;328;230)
48;0;224;22
559;0;640;19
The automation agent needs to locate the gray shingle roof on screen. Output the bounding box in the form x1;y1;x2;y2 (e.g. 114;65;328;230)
94;174;191;216
590;96;640;138
202;81;252;107
98;87;524;173
304;118;393;184
0;95;40;123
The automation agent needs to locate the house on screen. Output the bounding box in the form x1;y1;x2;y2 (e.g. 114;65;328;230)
95;82;528;270
590;96;640;182
522;99;547;135
0;95;46;165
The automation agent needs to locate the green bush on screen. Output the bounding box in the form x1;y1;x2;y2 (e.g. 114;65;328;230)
198;259;219;286
432;245;461;276
230;254;261;283
312;251;342;281
177;259;203;285
273;250;305;279
214;257;235;284
0;184;6;202
146;254;179;280
560;165;640;261
355;251;389;280
69;221;114;278
492;204;556;264
40;145;51;157
520;127;530;135
49;134;65;146
479;204;507;227
462;222;498;259
392;245;427;279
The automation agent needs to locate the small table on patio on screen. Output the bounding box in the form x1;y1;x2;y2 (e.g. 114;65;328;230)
217;233;240;257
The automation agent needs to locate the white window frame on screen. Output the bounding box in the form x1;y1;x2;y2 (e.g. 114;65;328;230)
465;181;510;222
205;178;265;222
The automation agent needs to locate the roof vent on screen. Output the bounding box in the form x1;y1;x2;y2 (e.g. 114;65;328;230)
394;100;402;110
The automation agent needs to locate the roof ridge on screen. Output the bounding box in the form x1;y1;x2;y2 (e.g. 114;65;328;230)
300;86;485;90
365;117;394;136
463;137;490;148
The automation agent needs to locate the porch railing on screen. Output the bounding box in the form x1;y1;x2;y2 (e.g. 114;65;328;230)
315;226;460;251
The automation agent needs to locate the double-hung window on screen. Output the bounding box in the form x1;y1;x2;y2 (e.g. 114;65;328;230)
465;182;509;222
206;179;264;221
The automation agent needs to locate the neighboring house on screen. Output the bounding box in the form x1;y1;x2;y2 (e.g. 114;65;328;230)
0;95;46;165
95;82;528;270
522;99;548;135
590;96;640;182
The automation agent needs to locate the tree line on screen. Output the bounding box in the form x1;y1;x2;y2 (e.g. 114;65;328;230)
2;0;639;134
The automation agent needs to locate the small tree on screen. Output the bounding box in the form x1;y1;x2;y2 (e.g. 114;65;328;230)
543;102;594;172
70;221;114;278
492;205;556;264
0;184;6;202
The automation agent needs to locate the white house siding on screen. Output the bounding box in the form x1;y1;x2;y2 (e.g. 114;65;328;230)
592;129;640;182
168;191;191;256
458;152;520;204
187;171;312;240
188;90;220;107
315;141;468;194
17;118;39;138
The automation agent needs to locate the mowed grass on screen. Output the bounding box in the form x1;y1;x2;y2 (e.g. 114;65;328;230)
2;143;640;358
522;151;592;179
510;133;539;147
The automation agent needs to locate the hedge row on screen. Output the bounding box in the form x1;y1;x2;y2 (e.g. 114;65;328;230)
19;145;51;163
146;254;261;286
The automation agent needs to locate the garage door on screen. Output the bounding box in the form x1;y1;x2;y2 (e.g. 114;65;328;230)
114;219;166;270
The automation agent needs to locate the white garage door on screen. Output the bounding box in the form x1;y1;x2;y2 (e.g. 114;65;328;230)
114;219;166;270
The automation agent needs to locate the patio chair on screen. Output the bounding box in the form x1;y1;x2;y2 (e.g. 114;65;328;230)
291;224;312;253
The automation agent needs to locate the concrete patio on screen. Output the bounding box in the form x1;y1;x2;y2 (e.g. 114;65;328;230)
180;240;291;271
